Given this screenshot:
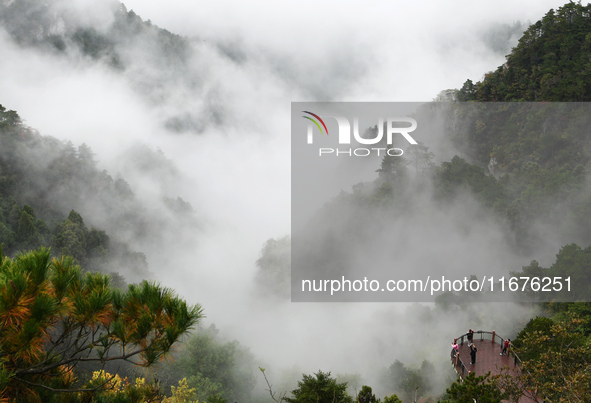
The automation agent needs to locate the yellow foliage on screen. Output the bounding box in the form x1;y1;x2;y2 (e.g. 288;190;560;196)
162;378;199;403
88;370;152;400
90;370;129;393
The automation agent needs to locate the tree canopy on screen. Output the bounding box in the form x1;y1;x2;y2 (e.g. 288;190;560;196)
284;371;354;403
458;2;591;102
0;247;203;400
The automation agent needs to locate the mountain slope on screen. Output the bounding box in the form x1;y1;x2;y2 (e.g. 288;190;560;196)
458;2;591;102
0;103;198;282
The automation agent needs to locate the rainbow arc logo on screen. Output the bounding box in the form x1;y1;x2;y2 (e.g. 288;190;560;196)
302;111;328;143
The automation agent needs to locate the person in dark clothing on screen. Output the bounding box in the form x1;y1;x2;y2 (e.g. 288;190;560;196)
470;343;477;364
467;329;474;344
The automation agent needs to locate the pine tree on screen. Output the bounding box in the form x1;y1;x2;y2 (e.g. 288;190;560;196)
0;247;203;400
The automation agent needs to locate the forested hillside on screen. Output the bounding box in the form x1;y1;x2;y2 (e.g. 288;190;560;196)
436;4;591;272
458;2;591;102
0;104;252;402
437;3;591;400
3;0;591;402
280;2;591;400
0;104;196;283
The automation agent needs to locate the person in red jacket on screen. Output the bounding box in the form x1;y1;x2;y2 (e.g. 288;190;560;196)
501;338;510;355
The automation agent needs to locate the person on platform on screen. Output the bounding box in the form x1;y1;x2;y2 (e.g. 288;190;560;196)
470;343;478;365
452;340;459;357
501;338;510;356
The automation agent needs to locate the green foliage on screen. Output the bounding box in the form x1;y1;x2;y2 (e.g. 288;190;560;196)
0;104;20;129
284;370;353;403
457;79;476;102
551;302;591;335
186;372;223;401
53;210;87;264
15;207;43;249
511;243;591;302
357;385;378;403
0;247;203;400
6;200;21;231
0;103;179;279
376;150;408;183
406;142;435;176
0;222;14;250
52;209;113;271
461;3;591;102
205;394;228;403
435;156;505;210
505;312;591;401
163;378;199;403
428;101;591;252
166;325;257;403
382;359;434;401
547;244;591;300
72;28;114;59
442;372;505;403
254;236;290;299
512;316;554;361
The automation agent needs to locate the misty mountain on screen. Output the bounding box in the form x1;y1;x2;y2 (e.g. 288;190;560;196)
0;104;197;282
439;3;591;255
2;0;591;400
288;100;591;301
0;0;229;133
284;3;591;304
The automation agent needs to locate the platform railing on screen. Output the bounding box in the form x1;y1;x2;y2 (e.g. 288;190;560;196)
451;329;523;379
450;347;470;378
450;330;543;401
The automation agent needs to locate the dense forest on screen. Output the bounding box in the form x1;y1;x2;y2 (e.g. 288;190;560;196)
0;104;199;284
287;1;591;400
2;0;591;402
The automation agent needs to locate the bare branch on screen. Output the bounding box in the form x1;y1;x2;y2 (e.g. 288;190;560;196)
13;371;117;393
259;367;288;403
15;348;146;376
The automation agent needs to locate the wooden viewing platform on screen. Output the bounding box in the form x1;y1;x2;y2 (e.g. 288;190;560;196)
450;330;537;403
